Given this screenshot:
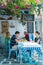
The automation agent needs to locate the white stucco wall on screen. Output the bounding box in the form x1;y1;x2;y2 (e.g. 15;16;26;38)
0;20;27;38
0;21;1;33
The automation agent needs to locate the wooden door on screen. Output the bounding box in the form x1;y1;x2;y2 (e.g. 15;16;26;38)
1;21;9;33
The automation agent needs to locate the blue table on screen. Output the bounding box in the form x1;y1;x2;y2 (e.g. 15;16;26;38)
18;42;42;63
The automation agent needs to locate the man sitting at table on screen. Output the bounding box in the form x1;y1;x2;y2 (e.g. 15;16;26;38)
10;31;22;48
35;31;41;44
24;31;29;41
10;31;22;58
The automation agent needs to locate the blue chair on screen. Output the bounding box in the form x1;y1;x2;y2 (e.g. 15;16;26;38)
40;41;42;46
8;41;17;59
29;33;34;41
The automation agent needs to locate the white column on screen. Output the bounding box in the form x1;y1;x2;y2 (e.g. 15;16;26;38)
42;6;43;42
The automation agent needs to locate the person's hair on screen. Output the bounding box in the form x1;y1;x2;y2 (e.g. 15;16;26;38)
6;32;10;35
24;31;27;34
24;31;27;33
1;32;3;33
15;31;20;34
36;31;40;35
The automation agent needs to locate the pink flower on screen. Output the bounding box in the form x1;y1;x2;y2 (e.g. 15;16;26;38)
15;5;20;9
24;0;26;2
0;4;6;8
26;4;31;8
36;0;40;3
7;0;11;2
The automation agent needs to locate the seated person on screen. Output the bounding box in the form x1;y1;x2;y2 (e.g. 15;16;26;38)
5;32;11;57
10;31;22;48
35;31;41;44
24;31;29;41
5;32;10;44
10;31;22;58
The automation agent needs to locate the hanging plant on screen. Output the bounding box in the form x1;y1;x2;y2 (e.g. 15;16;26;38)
25;4;31;9
35;4;41;15
0;0;42;15
6;0;14;10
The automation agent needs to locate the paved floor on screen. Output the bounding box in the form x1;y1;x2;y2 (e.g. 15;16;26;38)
0;55;42;65
0;60;42;65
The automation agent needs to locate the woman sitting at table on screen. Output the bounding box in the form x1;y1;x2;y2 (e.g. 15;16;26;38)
35;31;41;44
24;31;29;41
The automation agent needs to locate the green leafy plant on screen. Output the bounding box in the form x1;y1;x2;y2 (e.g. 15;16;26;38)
0;0;42;15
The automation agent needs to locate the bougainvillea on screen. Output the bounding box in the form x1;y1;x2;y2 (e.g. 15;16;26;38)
0;0;42;15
